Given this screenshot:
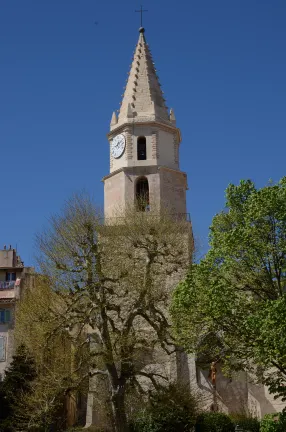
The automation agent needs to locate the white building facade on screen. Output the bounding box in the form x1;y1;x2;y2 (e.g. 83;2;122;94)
0;246;34;380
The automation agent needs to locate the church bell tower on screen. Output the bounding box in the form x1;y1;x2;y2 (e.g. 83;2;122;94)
103;27;188;219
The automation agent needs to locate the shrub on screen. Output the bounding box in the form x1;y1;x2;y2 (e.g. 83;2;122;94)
130;383;199;432
64;429;83;432
65;428;107;432
195;412;235;432
230;414;260;432
260;412;286;432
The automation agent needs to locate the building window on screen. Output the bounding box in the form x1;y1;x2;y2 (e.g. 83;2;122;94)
0;336;6;362
137;136;147;160
6;272;16;282
136;177;150;212
0;309;11;324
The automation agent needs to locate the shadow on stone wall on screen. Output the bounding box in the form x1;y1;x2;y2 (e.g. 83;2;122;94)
193;362;281;418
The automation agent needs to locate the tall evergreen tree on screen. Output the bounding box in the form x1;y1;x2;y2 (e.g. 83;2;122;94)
0;380;10;423
0;344;37;431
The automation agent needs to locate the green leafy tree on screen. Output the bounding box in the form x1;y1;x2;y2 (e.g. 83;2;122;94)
171;177;286;400
260;412;286;432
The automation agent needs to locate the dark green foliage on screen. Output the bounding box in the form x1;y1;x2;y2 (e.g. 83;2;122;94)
0;381;10;425
64;429;108;432
172;178;286;400
3;344;36;395
230;414;260;432
130;384;198;432
0;344;37;431
195;412;235;432
260;413;286;432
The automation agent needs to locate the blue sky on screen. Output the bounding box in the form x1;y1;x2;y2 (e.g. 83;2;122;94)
1;0;285;265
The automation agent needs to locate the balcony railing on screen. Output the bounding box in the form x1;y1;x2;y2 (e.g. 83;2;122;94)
0;281;15;290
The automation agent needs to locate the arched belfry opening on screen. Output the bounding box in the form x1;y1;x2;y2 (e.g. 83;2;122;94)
137;136;147;160
135;177;150;212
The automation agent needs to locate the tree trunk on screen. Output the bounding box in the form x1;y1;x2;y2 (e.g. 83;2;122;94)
111;386;128;432
66;390;77;427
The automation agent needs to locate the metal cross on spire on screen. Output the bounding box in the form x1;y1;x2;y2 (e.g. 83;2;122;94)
135;5;148;28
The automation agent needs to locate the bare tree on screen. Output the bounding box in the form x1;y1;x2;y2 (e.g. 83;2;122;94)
15;275;88;430
37;194;192;432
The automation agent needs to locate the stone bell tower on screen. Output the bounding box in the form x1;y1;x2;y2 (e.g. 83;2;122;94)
85;27;193;429
103;27;188;219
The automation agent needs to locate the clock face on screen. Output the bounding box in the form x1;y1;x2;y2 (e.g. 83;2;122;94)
111;134;126;159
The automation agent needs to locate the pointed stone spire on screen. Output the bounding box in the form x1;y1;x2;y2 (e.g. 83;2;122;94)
110;111;118;127
116;28;170;127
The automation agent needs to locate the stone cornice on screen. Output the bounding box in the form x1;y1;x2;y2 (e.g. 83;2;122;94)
158;165;187;176
102;167;125;182
102;164;187;183
102;166;158;182
107;121;181;144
